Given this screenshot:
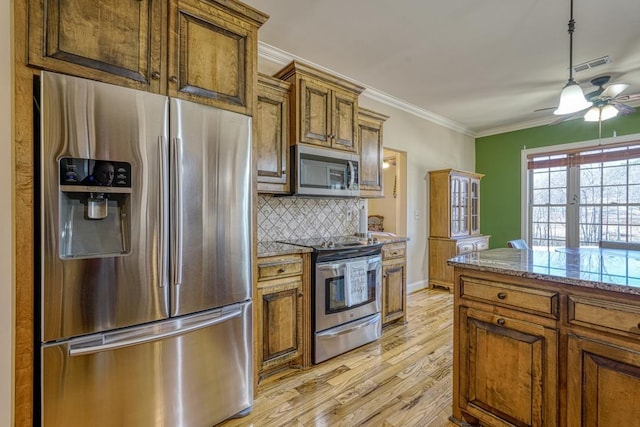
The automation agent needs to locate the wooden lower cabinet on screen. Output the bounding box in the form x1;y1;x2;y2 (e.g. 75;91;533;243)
566;335;640;427
458;307;558;426
255;253;310;383
429;235;489;291
381;242;407;326
452;267;640;427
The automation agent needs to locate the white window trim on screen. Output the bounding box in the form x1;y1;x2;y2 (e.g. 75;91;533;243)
519;132;640;244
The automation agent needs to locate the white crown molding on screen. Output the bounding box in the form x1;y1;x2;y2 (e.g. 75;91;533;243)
258;42;476;137
475;116;557;138
258;42;604;139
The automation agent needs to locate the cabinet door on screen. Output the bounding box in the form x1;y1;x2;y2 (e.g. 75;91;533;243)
470;178;481;235
358;113;384;197
331;88;358;152
382;261;406;325
256;76;290;193
567;335;640;427
459;307;558;426
257;278;303;372
28;0;164;92
169;0;257;115
299;78;332;147
451;175;470;237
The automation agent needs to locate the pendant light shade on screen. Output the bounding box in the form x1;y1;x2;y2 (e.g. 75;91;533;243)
553;0;592;116
584;104;618;122
554;80;592;115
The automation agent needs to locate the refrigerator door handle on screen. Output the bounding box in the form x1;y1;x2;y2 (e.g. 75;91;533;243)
68;306;243;357
172;137;184;287
158;135;168;288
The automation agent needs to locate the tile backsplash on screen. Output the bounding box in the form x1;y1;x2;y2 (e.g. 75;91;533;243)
257;195;362;242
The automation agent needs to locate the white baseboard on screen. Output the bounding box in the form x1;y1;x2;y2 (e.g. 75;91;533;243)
408;280;429;294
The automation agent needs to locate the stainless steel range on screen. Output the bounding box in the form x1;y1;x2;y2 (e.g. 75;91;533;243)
280;236;383;363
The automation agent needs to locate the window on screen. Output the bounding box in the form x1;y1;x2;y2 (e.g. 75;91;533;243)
526;140;640;249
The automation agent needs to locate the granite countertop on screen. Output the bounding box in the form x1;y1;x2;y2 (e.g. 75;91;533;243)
257;241;313;258
448;247;640;296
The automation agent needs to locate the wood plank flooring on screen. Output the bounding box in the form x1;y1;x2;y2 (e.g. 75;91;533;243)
219;288;455;427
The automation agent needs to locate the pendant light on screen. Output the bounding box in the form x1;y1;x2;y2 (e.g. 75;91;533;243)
553;0;592;115
584;104;618;122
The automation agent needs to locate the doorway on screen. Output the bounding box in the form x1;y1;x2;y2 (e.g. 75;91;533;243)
368;148;407;236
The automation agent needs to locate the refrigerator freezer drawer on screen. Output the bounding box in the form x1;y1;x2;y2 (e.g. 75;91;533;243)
42;302;253;427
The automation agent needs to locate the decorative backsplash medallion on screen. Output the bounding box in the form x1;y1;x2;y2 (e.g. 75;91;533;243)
257;195;361;242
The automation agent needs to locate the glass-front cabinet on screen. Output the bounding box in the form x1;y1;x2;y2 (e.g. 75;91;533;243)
428;169;489;291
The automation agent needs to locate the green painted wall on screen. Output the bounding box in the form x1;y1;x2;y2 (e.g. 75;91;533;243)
476;110;640;248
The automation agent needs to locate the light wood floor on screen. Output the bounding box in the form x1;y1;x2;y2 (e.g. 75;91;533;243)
220;288;455;427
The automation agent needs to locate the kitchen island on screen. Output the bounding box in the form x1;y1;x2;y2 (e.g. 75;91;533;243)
447;247;640;427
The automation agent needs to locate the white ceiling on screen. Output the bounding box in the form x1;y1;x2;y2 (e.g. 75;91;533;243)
242;0;640;137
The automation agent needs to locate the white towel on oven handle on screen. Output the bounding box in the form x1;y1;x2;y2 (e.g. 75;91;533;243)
345;260;368;307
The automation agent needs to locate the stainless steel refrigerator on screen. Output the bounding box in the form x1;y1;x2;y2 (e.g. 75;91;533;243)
39;71;253;427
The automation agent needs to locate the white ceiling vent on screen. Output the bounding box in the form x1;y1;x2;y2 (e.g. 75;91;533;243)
573;56;612;73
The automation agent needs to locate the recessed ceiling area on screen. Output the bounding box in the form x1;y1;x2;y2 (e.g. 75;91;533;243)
242;0;640;137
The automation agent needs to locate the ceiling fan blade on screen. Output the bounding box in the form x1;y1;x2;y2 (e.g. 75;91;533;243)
548;109;585;126
614;93;640;102
612;103;636;116
600;83;629;98
534;106;557;112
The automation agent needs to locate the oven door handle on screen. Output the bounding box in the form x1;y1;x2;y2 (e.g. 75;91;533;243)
316;315;379;338
317;263;346;271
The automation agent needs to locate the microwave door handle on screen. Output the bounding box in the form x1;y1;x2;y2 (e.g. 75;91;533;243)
348;161;355;189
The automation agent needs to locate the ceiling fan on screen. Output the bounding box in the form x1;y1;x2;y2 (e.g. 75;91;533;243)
537;75;640;124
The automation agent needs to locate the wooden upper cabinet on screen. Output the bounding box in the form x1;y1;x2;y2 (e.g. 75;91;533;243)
168;0;267;115
358;107;388;198
27;0;268;114
428;169;484;238
274;61;364;153
28;0;165;92
255;74;290;194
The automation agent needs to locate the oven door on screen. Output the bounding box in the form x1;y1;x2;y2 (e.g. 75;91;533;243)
315;254;382;332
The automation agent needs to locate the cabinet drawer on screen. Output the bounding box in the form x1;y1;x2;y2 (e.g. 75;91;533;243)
475;239;489;251
382;243;406;260
461;276;559;317
257;257;303;281
568;295;640;337
456;242;475;254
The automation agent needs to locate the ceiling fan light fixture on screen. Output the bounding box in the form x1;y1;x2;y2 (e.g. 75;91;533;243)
584;104;618;122
553;80;592;115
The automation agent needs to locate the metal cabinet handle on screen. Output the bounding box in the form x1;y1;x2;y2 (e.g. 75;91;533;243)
298;292;304;297
277;267;286;274
497;292;507;300
169;75;178;83
151;71;160;80
497;318;506;326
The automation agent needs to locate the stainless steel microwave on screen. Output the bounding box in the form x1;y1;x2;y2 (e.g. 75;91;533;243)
292;144;360;197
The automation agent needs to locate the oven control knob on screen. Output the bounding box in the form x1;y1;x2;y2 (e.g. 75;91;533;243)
320;241;327;248
327;240;335;248
372;237;379;244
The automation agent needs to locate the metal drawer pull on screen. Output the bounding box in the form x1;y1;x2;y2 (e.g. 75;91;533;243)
497;318;506;326
497;292;507;300
277;267;286;274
